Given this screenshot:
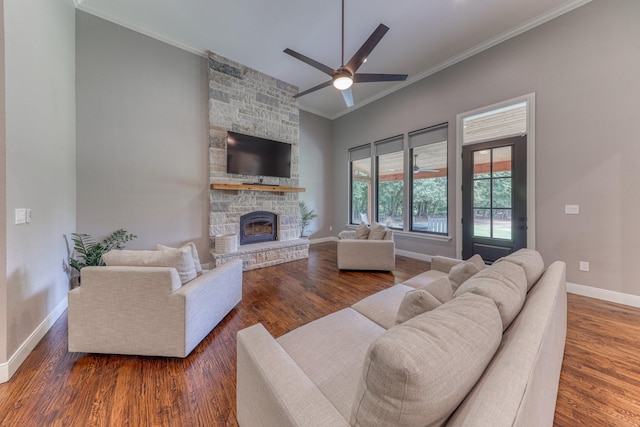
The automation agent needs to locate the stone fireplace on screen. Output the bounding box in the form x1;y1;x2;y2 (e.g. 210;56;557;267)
208;52;309;270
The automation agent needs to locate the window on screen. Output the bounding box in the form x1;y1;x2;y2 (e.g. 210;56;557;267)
349;145;371;225
409;124;448;234
348;123;450;237
375;136;404;230
472;146;513;239
463;102;526;144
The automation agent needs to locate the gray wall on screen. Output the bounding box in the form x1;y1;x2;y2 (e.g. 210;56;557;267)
76;12;335;258
332;0;640;295
299;110;333;239
2;0;76;360
76;12;210;258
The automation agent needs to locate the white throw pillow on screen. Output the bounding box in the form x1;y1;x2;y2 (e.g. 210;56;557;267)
157;242;202;274
103;248;197;285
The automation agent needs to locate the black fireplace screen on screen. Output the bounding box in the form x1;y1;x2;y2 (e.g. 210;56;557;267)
240;211;277;245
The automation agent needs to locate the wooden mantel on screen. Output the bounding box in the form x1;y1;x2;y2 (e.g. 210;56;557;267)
211;183;305;193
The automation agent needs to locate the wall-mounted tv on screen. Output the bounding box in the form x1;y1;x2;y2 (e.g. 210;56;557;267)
226;131;292;179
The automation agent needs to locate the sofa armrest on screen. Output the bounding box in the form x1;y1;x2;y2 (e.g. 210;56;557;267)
337;239;395;270
431;255;464;273
237;324;349;427
176;259;243;353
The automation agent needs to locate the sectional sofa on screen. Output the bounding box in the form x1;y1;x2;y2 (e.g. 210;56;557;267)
236;249;567;426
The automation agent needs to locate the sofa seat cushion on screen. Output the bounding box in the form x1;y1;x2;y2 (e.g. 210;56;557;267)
350;293;503;427
454;260;527;330
352;284;414;329
103;248;197;284
402;269;449;289
395;276;453;325
277;308;385;420
497;248;545;291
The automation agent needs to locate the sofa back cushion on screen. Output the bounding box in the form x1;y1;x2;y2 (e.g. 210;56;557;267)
350;293;503;427
395;276;453;325
496;248;545;291
454;260;527;330
103;248;197;285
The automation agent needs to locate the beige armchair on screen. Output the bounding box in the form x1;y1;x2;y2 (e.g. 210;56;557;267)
68;259;242;358
337;229;395;271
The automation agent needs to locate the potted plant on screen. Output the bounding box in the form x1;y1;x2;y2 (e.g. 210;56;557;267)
299;201;318;238
69;229;137;275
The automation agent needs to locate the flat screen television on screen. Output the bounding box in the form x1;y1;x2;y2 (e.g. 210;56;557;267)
226;131;292;179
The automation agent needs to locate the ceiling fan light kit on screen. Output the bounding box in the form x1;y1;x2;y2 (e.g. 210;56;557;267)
284;0;407;107
333;69;353;90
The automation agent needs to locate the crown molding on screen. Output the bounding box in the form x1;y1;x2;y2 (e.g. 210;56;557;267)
75;3;208;58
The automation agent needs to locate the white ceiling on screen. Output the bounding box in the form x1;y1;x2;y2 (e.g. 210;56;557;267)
75;0;591;119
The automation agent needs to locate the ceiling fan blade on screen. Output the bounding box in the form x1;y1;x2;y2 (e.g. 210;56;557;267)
345;24;389;74
283;48;335;76
341;88;354;107
354;73;408;83
293;80;333;98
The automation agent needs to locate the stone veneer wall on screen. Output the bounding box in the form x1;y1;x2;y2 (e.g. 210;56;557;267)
208;52;303;259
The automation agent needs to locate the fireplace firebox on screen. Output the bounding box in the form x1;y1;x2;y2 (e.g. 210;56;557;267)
240;211;277;245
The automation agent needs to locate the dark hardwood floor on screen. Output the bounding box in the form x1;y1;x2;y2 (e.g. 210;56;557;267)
0;242;639;426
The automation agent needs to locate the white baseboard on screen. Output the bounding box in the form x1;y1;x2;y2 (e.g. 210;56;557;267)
0;296;68;383
309;237;338;245
567;282;640;309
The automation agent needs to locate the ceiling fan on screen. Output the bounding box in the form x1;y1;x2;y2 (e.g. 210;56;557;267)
283;0;408;108
413;154;439;174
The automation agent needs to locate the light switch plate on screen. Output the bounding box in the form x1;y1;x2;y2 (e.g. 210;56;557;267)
26;208;32;223
565;204;580;215
15;208;26;225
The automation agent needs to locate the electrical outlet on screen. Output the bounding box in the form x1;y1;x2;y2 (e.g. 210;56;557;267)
329;226;333;231
579;261;590;272
26;208;32;223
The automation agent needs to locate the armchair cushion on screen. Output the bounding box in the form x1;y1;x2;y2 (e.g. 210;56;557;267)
103;248;197;284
